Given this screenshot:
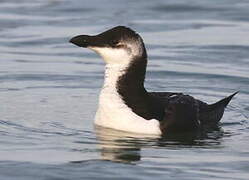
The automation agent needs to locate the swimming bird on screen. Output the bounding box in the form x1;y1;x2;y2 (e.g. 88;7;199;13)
70;26;237;135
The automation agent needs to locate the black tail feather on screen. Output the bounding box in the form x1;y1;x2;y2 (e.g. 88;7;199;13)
208;91;238;111
199;91;238;125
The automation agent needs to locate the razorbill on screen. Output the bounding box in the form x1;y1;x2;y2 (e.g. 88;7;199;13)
70;26;237;135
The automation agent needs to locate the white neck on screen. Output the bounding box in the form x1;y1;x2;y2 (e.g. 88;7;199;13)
103;63;128;89
94;64;161;135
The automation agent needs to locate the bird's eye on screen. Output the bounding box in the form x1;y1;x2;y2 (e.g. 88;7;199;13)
111;39;119;46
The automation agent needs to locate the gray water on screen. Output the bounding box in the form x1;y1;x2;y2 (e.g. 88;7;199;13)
0;0;249;179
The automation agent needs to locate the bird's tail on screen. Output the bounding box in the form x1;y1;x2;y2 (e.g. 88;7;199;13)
209;91;238;110
199;91;238;124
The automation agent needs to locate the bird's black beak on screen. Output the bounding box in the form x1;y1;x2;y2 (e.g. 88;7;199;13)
69;35;93;48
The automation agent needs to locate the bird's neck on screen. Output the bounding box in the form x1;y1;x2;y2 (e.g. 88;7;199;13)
117;56;147;95
99;55;159;121
102;55;147;95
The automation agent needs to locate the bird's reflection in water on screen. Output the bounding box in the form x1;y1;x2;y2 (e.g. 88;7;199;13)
95;125;224;163
95;126;159;163
159;127;224;147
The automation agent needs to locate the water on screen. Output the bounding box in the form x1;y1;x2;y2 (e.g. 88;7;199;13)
0;0;249;179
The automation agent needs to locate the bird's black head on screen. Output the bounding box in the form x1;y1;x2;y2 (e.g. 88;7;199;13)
70;26;146;65
70;26;141;48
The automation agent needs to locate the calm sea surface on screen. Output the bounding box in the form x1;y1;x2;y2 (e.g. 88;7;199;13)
0;0;249;179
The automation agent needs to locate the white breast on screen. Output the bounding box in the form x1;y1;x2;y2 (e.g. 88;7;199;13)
94;64;161;135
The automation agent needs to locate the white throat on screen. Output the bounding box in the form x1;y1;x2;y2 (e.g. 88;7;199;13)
89;47;132;65
94;63;161;135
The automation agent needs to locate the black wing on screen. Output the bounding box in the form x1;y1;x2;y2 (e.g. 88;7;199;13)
148;91;238;133
149;92;200;133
